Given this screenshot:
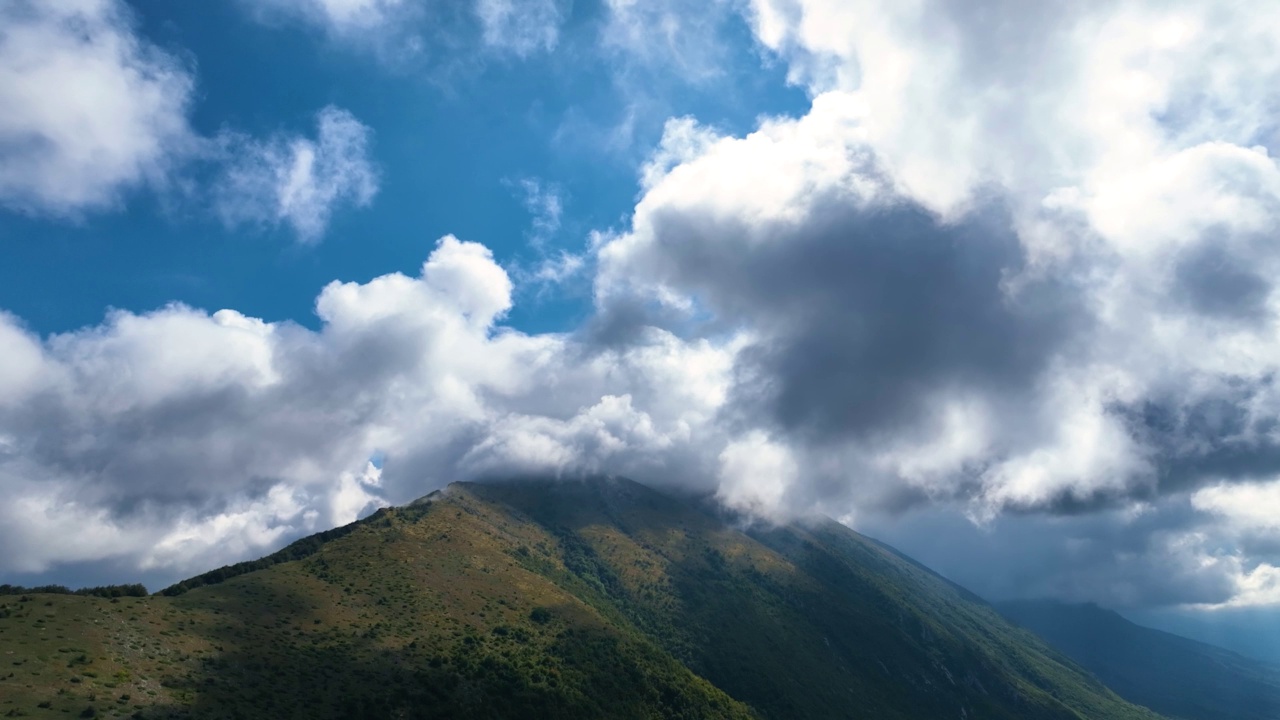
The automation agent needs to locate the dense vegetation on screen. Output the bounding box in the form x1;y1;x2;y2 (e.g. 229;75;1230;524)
0;584;148;598
998;600;1280;720
158;516;373;596
0;478;1160;719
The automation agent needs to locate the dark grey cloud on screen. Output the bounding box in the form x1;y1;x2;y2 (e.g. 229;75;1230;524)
1118;382;1280;494
7;0;1280;620
1175;239;1273;323
715;204;1079;443
862;500;1238;609
585;64;1280;609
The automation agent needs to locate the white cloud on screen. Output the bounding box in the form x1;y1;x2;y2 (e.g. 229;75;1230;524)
529;251;585;287
249;0;409;35
142;484;312;572
1177;480;1280;608
601;0;737;82
516;178;564;248
717;432;798;517
0;0;195;214
246;0;569;60
7;0;1280;614
1217;563;1280;609
213;106;379;242
575;0;1280;608
0;2;380;238
751;1;1280;213
1194;481;1280;533
0;236;740;581
475;0;566;56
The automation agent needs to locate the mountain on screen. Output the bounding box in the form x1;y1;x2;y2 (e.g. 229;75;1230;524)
0;477;1159;719
1125;608;1280;667
996;599;1280;720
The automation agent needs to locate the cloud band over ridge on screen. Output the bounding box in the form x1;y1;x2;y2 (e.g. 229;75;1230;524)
3;0;1280;612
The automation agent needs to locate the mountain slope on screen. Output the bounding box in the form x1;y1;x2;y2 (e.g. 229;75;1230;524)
0;477;1159;719
997;600;1280;720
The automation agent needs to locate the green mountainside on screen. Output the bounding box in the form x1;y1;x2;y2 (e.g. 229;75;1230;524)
997;600;1280;720
0;477;1159;719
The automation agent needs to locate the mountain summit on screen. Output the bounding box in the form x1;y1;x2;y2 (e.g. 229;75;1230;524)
0;477;1157;719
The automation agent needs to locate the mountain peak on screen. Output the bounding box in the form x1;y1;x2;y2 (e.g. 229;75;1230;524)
1;480;1159;719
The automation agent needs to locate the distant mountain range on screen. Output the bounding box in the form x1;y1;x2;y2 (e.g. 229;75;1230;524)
997;599;1280;720
1126;608;1280;667
1;477;1160;719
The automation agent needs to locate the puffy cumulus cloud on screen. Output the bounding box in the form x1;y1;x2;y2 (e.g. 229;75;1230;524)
213;107;379;243
746;0;1280;220
600;98;1088;517
1180;480;1280;607
9;0;1280;613
0;0;195;214
581;0;1280;607
0;237;741;582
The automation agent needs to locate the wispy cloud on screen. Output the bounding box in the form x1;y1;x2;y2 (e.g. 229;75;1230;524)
515;177;563;248
9;0;1280;614
475;0;567;57
212;106;379;243
246;0;410;35
508;178;587;290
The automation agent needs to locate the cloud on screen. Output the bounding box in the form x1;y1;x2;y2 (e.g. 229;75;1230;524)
212;106;380;243
0;1;379;240
1194;481;1280;534
505;178;590;291
746;0;1280;220
515;177;563;248
0;0;195;215
246;0;410;36
716;432;798;516
580;0;1280;606
600;0;739;83
243;0;568;62
475;0;567;57
0;237;738;581
6;0;1280;614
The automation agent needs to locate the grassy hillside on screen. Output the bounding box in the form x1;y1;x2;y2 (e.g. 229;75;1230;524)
997;600;1280;720
0;477;1160;719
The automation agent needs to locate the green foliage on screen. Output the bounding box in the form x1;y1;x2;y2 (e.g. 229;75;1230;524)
0;584;147;598
0;479;1163;720
158;511;378;596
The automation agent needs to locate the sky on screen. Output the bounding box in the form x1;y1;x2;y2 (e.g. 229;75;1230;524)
3;0;1280;646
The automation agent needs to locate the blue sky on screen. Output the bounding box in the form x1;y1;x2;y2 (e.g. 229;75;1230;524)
0;0;804;336
4;0;1280;655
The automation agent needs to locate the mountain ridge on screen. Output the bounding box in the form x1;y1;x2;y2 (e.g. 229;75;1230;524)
0;476;1159;719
